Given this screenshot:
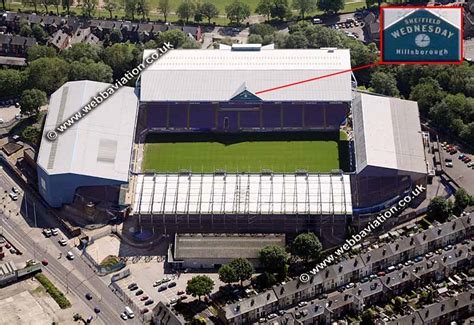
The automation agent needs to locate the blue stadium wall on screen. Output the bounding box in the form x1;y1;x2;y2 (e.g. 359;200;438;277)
139;101;349;133
37;166;126;208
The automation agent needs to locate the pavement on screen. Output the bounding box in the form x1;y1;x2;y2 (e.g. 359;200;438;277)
0;105;20;123
0;166;141;325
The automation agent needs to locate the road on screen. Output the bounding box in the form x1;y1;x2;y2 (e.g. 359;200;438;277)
0;167;141;324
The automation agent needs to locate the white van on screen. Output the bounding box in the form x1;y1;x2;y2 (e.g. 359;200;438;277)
124;306;135;319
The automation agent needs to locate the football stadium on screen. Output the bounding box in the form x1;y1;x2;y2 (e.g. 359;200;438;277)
37;44;428;242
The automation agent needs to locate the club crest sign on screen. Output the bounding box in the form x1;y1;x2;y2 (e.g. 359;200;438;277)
381;7;463;64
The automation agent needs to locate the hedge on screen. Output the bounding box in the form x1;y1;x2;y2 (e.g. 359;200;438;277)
35;273;72;309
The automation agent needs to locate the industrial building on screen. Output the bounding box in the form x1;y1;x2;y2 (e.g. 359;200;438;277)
37;80;139;207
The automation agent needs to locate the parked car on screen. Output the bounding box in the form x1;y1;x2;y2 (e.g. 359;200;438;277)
51;228;59;236
177;290;185;295
128;283;137;289
168;282;177;288
144;299;154;306
66;251;75;260
58;238;67;246
41;259;48;266
312;18;322;24
140;296;149;301
42;229;52;237
142;308;149;314
297;301;308;307
85;293;93;300
120;312;128;320
446;162;453;167
135;290;144;296
377;271;386;277
94;307;100;313
158;286;167;292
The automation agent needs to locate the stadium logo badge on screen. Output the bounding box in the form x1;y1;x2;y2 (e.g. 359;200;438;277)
381;7;462;63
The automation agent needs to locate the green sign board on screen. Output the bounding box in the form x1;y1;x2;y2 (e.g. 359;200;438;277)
382;8;461;63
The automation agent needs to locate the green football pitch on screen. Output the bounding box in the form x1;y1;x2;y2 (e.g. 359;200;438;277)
142;132;348;173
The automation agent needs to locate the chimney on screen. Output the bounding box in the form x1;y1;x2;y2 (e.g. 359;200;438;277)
437;228;442;235
280;287;284;295
395;244;399;251
452;222;456;230
367;254;371;262
344;294;348;301
354;260;358;267
425;310;429;318
441;304;445;312
250;299;254;307
386;277;390;284
454;298;458;306
339;265;343;273
410;238;414;245
423;234;427;240
382;249;386;256
325;270;329;278
267;293;271;300
236;305;240;312
358;289;362;295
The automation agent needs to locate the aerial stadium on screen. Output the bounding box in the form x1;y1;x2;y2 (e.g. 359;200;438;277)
37;43;428;243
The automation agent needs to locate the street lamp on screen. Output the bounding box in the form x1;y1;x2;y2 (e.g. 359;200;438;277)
66;268;74;294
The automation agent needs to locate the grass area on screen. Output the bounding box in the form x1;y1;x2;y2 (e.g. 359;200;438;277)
100;255;121;267
5;0;366;26
142;132;347;173
35;273;72;309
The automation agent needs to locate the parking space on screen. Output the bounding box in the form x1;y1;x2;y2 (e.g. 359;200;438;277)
0;104;21;124
439;142;474;195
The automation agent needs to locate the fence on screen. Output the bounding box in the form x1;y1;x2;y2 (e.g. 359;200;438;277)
110;281;152;323
81;247;126;276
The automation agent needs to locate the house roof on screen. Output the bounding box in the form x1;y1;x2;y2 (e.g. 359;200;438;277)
223;290;278;319
140;46;352;102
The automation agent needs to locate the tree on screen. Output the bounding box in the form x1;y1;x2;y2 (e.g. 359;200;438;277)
229;258;253;285
249;23;275;37
26;45;57;62
31;24;49;44
177;0;196;23
102;43;141;80
182;38;202;49
104;0;120;18
0;69;27;98
369;71;400;97
62;0;73;15
108;29;123;44
286;31;308;48
159;29;188;48
409;78;445;115
259;245;288;274
186;275;214;300
427;196;452;222
124;0;138;19
69;59;113;83
454;188;472;212
22;0;40;13
62;44;104;63
27;57;70;94
41;0;51;13
19;23;33;37
81;0;98;18
255;0;272;21
270;0;291;20
158;0;172;22
1;0;6;11
20;89;47;115
247;34;263;43
393;296;404;313
199;2;219;24
136;0;150;20
292;232;322;262
21;126;41;144
360;309;375;325
317;0;344;15
218;264;238;284
293;0;317;19
50;0;61;14
225;1;251;25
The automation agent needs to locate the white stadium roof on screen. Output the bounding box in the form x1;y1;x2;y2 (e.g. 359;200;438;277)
38;81;139;181
140;46;352;102
133;173;352;215
353;92;426;175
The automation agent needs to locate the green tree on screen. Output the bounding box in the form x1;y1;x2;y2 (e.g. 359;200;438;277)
158;0;172;22
177;0;196;23
26;45;57;62
108;29;123;44
69;59;113;83
159;29;188;48
199;2;219;24
1;0;6;11
20;89;47;115
27;57;70;94
41;0;51;12
31;24;49;44
427;196;452;222
293;0;317;19
360;309;375;325
124;0;138;19
21;0;39;13
317;0;344;14
286;31;308;48
249;23;275;37
229;258;253;285
393;296;404;313
259;245;288;274
0;69;27;98
61;43;104;63
255;0;272;21
81;0;98;17
186;275;214;301
182;38;202;49
270;0;291;20
409;78;445;115
247;34;263;43
225;1;251;24
62;0;73;15
104;0;120;18
454;188;472;212
102;43;141;80
460;122;474;144
21;126;41;144
136;0;150;20
369;71;400;97
19;23;33;37
291;232;322;263
50;0;61;15
218;264;238;284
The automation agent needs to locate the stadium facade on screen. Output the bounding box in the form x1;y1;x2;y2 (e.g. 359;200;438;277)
36;44;427;241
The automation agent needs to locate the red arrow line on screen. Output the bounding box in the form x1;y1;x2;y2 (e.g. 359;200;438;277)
255;62;379;95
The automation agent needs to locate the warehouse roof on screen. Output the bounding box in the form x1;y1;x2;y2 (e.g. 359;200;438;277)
133;173;352;215
140;46;352;102
353;92;426;174
174;233;285;260
38;81;139;181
